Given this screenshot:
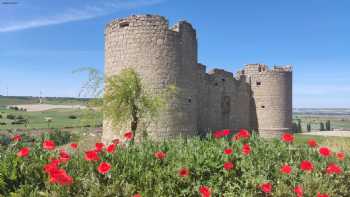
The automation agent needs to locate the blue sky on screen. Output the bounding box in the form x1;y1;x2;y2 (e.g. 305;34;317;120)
0;0;349;108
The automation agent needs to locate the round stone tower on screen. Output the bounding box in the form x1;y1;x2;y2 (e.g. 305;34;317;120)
103;15;199;142
242;64;293;137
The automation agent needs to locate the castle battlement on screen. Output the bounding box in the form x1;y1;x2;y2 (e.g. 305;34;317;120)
103;14;293;142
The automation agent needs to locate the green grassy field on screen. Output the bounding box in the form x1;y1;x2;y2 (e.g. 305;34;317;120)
293;115;350;131
0;108;102;130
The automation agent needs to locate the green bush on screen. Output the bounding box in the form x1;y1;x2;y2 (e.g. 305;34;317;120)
68;115;77;119
0;133;349;196
6;114;15;120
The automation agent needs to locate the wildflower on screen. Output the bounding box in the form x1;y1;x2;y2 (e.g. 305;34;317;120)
260;182;272;193
294;185;303;197
49;168;73;186
317;193;329;197
154;151;166;160
97;162;111;174
178;167;189;177
59;149;70;163
133;194;142;197
319;147;332;157
70;143;78;149
242;144;251;155
95;142;105;152
223;148;233;155
223;161;234;171
12;134;22;142
43;140;56;150
280;164;292;174
84;150;100;161
307;139;317;148
17;147;30;157
336;152;345;161
300;160;314;172
281;133;294;143
106;143;116;153
199;185;211;197
326;163;343;174
232;129;250;141
124;131;133;141
44;161;59;175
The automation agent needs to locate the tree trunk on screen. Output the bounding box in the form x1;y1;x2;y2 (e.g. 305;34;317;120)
130;104;138;143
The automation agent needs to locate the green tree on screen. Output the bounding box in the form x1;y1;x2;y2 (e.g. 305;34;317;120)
297;119;302;133
326;120;331;131
320;122;325;131
103;68;175;142
307;123;311;132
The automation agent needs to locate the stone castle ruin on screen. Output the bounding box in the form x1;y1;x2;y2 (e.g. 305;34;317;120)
103;14;292;142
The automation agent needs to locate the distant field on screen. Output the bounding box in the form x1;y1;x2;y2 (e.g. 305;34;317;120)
0;96;89;106
293;108;350;131
0;108;102;130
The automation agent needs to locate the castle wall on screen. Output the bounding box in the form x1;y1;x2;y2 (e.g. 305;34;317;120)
103;15;293;141
243;64;293;137
103;15;198;142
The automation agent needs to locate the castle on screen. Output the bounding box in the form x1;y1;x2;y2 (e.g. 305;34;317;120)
102;14;292;142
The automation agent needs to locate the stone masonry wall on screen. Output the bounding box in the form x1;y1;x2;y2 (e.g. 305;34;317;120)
103;15;293;142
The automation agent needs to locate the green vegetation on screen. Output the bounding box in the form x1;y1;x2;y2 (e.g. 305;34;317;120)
293;115;350;132
1;132;349;196
0;108;102;130
104;68;175;141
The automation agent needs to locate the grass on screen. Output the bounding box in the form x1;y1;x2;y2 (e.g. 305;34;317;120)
0;108;102;130
294;133;350;151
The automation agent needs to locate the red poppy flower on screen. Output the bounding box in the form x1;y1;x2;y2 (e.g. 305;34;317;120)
223;161;234;171
326;163;343;174
199;185;211;197
232;129;251;141
178;167;189;177
84;150;100;161
12;134;22;142
106;143;116;153
59;149;70;163
281;133;294;143
70;143;78;149
242;144;251;155
307;139;317;148
317;193;329;197
260;182;272;193
319;147;332;157
154;151;166;160
124;131;133;141
43;140;56;150
49;168;73;186
336;152;345;161
213;130;223;138
280;164;292;174
97;162;111;174
294;185;303;197
17;147;30;157
222;129;231;136
223;148;233;155
133;194;142;197
300;160;314;172
44;161;59;175
95;142;105;152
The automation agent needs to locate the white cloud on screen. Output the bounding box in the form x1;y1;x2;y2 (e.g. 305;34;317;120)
0;0;163;32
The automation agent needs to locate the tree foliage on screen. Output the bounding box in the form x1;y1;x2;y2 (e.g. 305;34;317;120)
103;68;175;141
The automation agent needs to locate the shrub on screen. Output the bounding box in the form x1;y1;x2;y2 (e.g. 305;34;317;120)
68;115;77;119
0;114;2;119
0;132;349;196
6;114;15;120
